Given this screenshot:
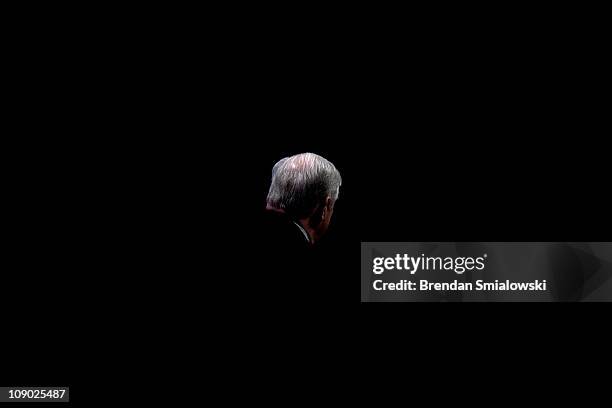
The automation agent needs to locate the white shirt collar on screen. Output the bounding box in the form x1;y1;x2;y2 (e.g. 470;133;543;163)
293;221;311;244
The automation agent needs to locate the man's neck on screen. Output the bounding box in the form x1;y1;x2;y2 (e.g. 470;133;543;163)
266;205;315;244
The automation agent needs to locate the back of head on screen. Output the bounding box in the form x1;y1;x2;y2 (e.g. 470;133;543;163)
266;152;342;220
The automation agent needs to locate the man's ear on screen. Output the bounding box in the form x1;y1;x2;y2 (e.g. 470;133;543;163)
321;196;332;220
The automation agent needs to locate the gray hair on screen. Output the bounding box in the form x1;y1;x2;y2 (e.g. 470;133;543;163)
266;153;342;219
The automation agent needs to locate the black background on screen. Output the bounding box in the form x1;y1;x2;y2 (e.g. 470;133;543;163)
4;6;611;403
245;93;611;303
235;17;612;310
240;34;611;391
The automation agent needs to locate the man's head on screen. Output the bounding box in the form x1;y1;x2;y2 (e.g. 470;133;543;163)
266;152;342;244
